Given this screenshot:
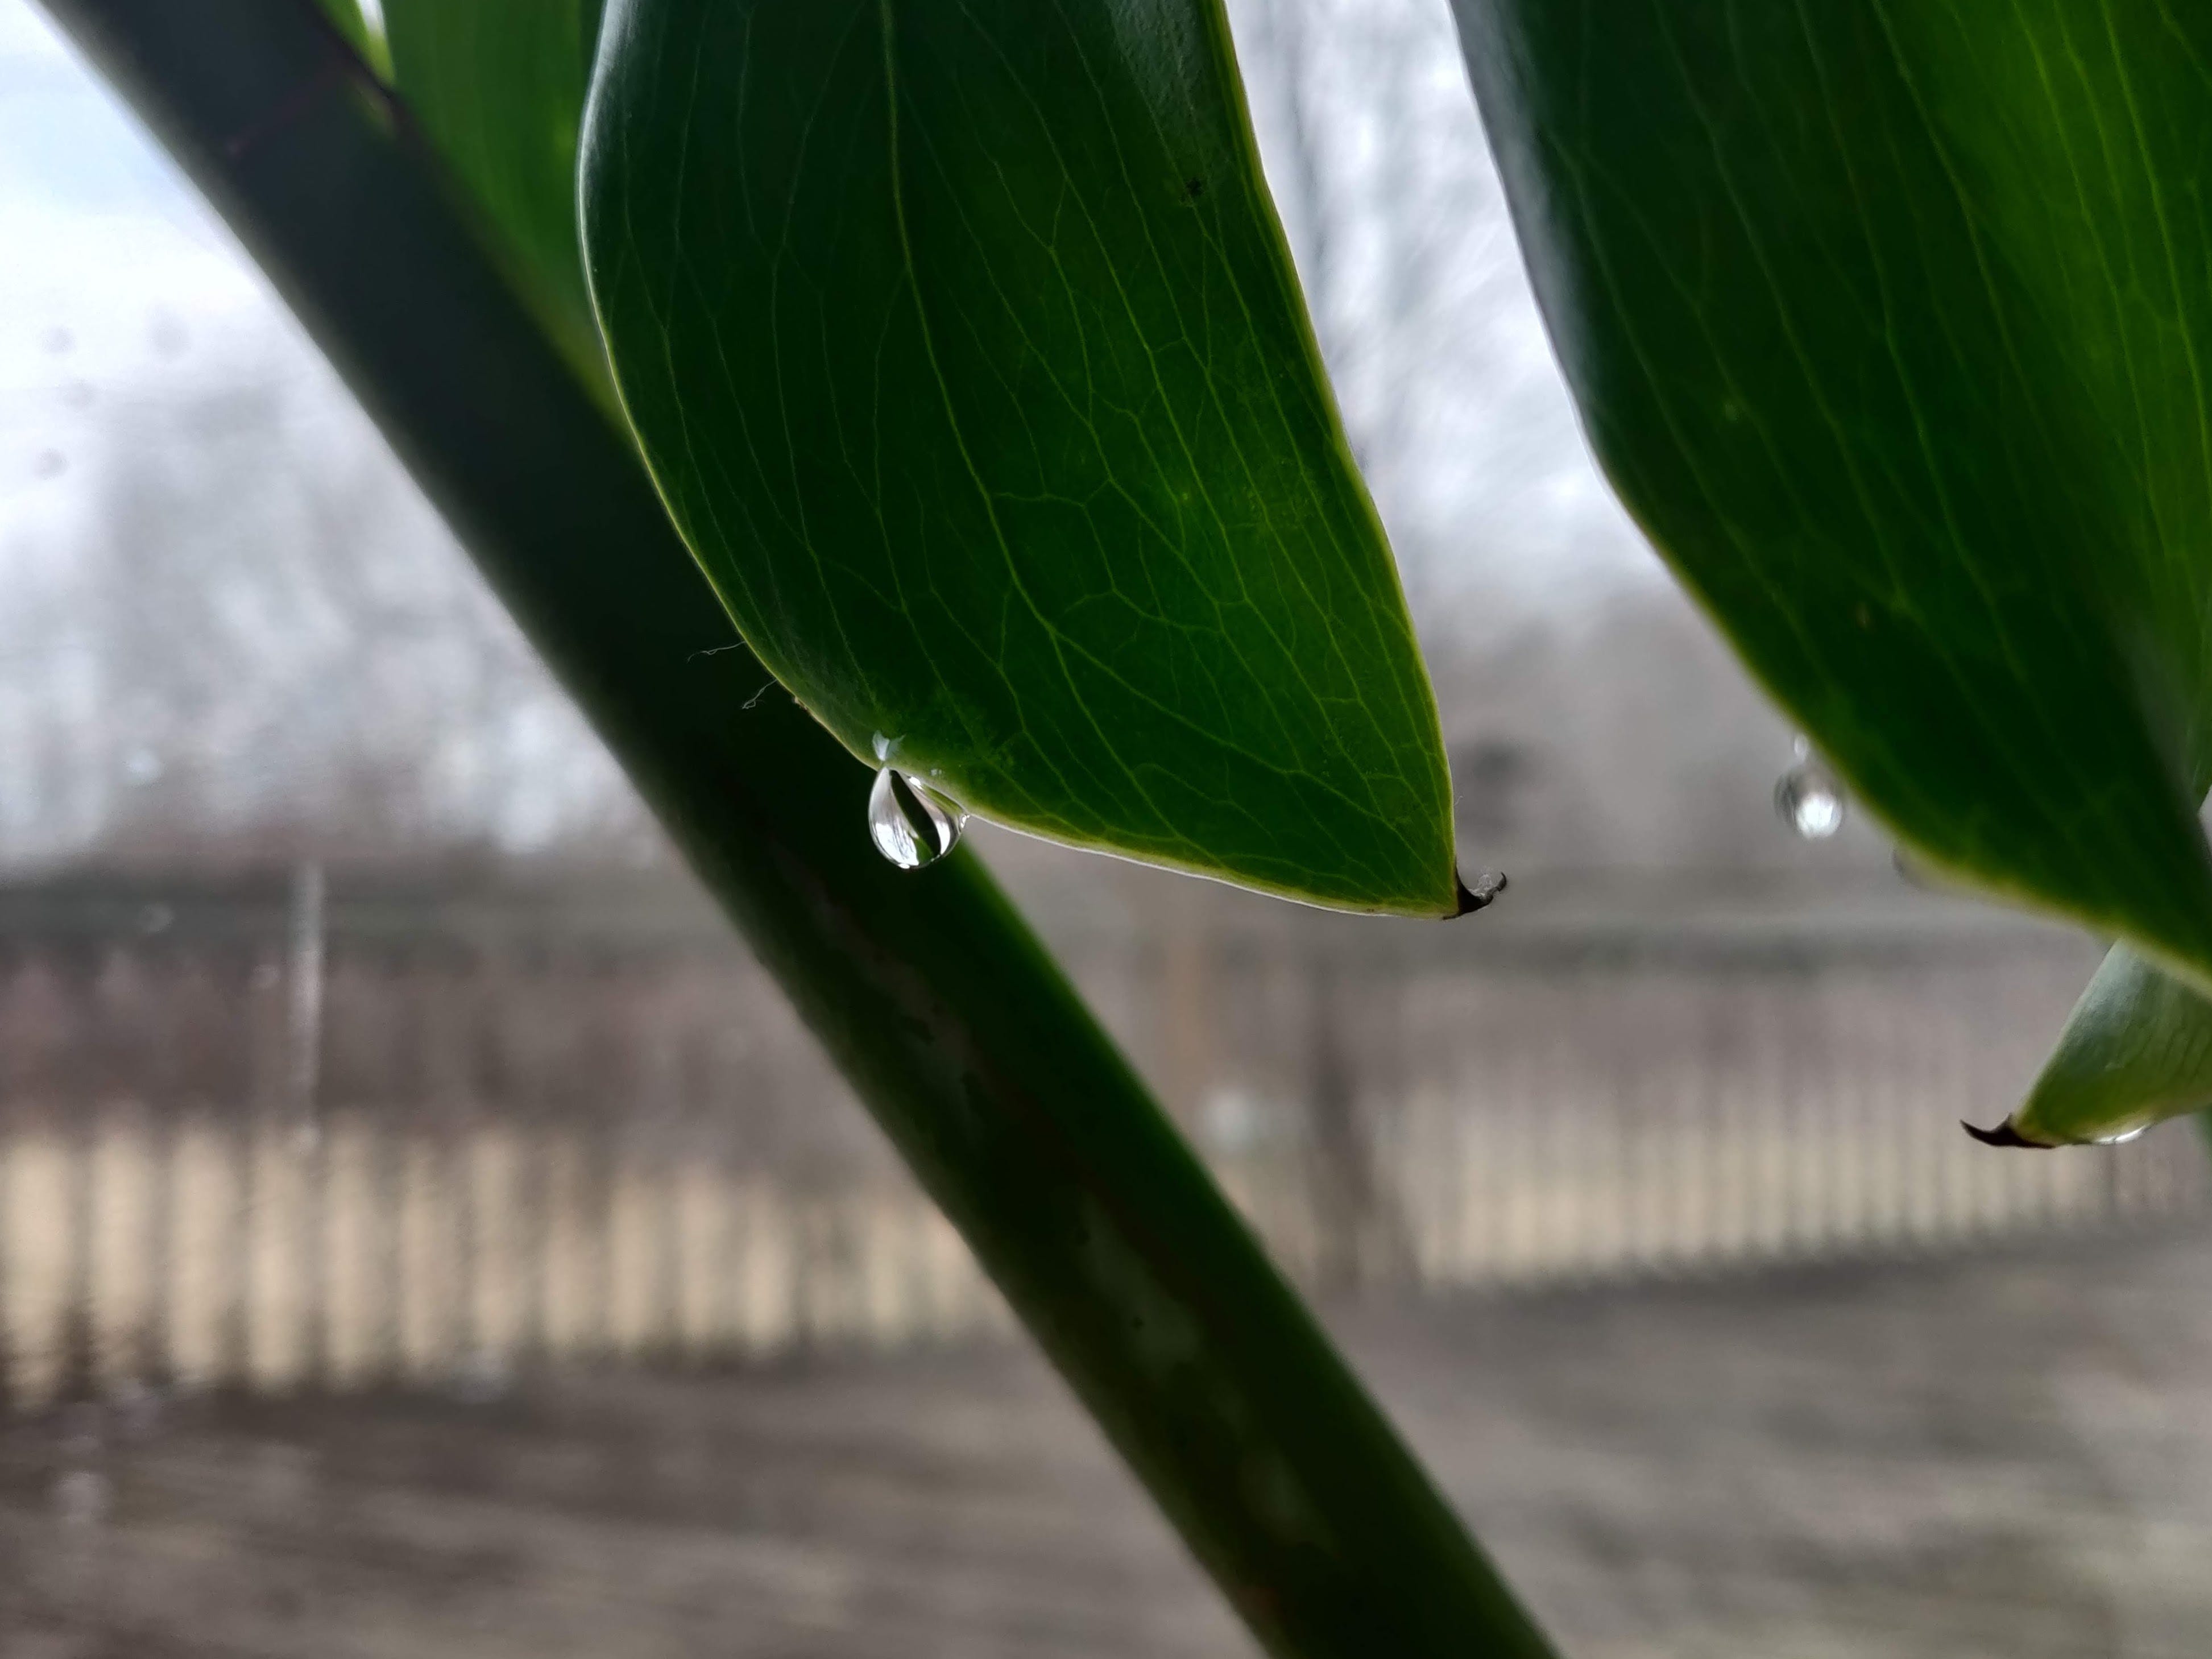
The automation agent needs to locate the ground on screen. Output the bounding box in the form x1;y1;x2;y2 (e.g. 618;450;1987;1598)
2;1227;2209;1658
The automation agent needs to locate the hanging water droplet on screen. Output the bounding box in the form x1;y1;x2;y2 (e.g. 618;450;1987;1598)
1775;738;1846;840
868;766;967;870
2093;1124;2148;1146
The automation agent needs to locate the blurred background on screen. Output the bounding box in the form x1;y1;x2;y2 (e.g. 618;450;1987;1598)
0;2;2207;1655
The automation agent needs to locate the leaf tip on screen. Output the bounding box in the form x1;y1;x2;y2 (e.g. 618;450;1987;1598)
1961;1117;2052;1150
1452;868;1507;917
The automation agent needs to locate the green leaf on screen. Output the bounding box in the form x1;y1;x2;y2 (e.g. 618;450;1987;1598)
380;0;608;387
2001;942;2212;1147
579;0;1464;917
1451;2;2212;978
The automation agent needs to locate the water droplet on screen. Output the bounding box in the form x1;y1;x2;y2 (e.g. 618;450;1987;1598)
1775;740;1846;840
2093;1124;2148;1146
868;767;966;870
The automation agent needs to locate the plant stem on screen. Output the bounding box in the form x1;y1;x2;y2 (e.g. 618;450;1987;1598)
36;5;1556;1652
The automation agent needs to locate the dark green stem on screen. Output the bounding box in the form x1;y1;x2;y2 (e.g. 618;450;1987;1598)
34;5;1555;1653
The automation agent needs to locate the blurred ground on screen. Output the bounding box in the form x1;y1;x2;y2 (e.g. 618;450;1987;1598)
0;1226;2207;1658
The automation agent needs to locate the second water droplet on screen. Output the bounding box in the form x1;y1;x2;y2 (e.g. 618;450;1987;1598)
2093;1125;2148;1147
1775;738;1846;841
868;767;967;870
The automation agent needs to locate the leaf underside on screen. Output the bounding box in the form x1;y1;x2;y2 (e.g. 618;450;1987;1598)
1453;0;2212;1133
582;0;1460;916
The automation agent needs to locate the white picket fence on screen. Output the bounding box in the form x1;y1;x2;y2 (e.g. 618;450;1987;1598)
0;878;2203;1406
0;1115;1010;1406
1;1095;2199;1408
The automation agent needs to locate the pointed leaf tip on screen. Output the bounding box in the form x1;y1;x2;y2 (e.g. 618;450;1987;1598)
1454;868;1506;916
1961;1119;2049;1151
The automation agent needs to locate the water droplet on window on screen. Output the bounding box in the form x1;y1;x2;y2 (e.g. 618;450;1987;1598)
1775;739;1845;839
868;766;966;870
2093;1125;2148;1146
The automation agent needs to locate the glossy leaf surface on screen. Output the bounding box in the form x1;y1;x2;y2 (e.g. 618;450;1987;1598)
582;0;1461;916
1452;0;2212;982
380;0;608;384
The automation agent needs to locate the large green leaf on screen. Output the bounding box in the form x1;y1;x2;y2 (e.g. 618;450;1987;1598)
1452;2;2212;983
379;0;608;387
580;0;1465;917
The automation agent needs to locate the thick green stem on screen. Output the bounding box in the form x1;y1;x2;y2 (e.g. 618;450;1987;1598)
34;5;1555;1653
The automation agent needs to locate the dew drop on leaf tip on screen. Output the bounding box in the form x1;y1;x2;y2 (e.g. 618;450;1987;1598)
868;765;967;871
1775;735;1846;841
2093;1125;2148;1146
